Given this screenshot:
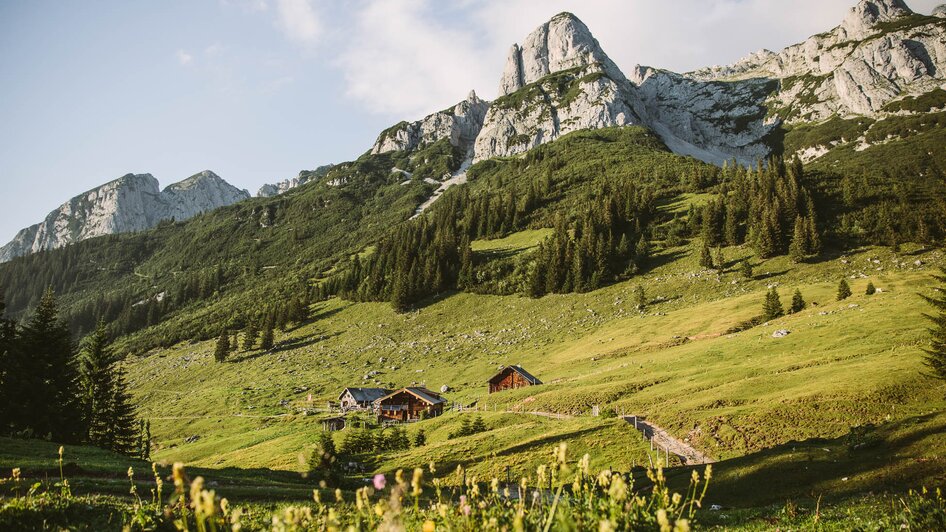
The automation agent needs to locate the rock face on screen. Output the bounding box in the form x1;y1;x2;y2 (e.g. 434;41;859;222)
366;0;946;167
692;0;946;121
371;91;489;157
257;165;334;197
0;171;249;262
474;13;645;162
935;4;946;17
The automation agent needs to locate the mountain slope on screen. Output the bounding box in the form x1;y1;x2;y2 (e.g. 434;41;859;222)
0;171;250;262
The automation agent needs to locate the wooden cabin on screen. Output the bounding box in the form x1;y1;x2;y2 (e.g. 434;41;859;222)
488;365;542;394
338;387;391;411
374;387;446;422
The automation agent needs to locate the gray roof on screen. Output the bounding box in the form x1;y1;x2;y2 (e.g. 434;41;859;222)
339;387;391;403
489;365;542;385
376;387;447;405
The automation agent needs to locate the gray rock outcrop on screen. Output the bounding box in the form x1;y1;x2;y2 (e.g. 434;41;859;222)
0;171;249;262
371;91;489;156
257;164;334;197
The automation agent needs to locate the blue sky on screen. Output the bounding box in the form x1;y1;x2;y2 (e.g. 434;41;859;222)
1;0;941;243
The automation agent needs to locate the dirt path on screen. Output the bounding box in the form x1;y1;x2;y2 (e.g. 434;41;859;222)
623;416;715;466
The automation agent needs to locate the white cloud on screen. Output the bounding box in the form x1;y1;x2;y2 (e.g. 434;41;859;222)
336;0;495;117
176;49;194;66
275;0;321;45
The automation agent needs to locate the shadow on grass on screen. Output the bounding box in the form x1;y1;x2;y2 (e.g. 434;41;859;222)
655;411;946;509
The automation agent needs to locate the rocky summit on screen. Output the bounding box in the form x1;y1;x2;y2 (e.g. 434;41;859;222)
366;0;946;168
0;171;249;262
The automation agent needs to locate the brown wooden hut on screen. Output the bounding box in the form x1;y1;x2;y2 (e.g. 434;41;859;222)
488;365;542;394
374;387;446;422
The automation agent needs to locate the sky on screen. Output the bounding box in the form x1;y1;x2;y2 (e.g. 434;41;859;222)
1;0;942;243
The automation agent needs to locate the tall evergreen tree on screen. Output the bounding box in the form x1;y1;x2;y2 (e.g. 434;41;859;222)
741;260;754;280
789;216;809;263
790;289;806;314
699;243;714;269
866;281;876;295
214;330;230;362
763;287;784;321
0;291;16;432
243;321;258;351
260;319;275;351
79;321;138;454
8;288;83;442
837;279;852;301
921;268;946;384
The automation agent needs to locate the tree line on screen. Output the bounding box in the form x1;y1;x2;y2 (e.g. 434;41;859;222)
0;289;147;456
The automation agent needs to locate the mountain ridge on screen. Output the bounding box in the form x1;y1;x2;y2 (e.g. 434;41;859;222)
0;170;249;262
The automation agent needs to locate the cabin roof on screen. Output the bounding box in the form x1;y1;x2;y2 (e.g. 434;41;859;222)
376;387;447;405
339;387;391;403
488;365;542;385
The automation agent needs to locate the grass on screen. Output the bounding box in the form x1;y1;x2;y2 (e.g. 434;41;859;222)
3;232;944;527
471;228;553;255
95;236;943;507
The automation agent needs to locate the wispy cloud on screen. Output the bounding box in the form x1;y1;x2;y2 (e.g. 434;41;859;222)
176;49;194;66
336;0;494;117
275;0;321;45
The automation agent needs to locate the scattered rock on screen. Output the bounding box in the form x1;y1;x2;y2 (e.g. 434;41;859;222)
772;329;791;338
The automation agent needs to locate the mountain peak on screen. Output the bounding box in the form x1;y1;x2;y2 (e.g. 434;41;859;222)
934;4;946;17
498;12;622;96
842;0;913;38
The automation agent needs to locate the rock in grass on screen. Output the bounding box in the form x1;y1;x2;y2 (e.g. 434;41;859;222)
772;329;791;338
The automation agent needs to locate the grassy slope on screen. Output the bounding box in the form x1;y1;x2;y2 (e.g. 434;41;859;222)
99;235;946;510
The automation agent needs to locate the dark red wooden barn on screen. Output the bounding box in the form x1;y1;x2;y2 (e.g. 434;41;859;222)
488;365;542;394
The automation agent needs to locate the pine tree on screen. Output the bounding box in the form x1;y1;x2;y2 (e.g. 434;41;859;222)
0;290;16;433
789;216;809;263
699;243;714;269
79;320;138;454
921;268;946;384
790;289;806;314
714;247;725;272
9;288;83;442
139;419;152;460
413;429;427;447
214;330;230;362
79;321;115;447
309;432;340;483
866;281;876;295
837;279;852;301
741;260;754;280
260;319;275;351
763;287;784;321
243;321;258;351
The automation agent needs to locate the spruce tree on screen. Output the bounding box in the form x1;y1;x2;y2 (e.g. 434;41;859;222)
789;216;809;263
790;289;806;314
0;291;16;433
837;279;852;301
214;330;230;362
634;285;647;311
243;321;258;351
699;243;714;269
763;287;784;321
921;268;946;384
413;429;427;447
260;319;275;351
866;281;876;295
714;247;726;272
79;321;139;454
9;288;83;442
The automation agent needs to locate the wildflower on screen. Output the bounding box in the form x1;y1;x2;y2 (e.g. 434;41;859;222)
422;520;436;532
428;461;436;474
579;453;591;476
220;497;230;516
411;468;424;497
335;488;343;502
599;519;616;532
459;495;471;516
313;489;322;505
656;509;670;532
608;475;628;502
374;473;387;490
172;462;186;489
58;446;64;460
491;477;499;494
12;468;20;481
